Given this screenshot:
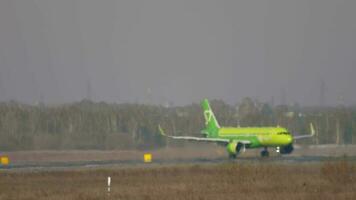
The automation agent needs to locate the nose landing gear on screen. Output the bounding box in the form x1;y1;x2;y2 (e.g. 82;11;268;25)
260;147;269;157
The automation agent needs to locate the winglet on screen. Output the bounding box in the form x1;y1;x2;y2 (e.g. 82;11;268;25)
158;125;166;136
293;123;316;140
310;123;315;136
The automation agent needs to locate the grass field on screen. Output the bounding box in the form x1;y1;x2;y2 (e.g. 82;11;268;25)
1;160;356;200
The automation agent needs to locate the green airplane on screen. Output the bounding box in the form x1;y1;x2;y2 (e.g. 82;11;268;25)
159;99;315;158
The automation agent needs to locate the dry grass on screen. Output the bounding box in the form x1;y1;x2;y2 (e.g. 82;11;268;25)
1;161;356;200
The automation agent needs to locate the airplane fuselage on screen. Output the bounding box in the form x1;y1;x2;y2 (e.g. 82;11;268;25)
214;127;293;148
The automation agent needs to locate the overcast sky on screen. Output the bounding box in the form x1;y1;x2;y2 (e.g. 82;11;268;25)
0;0;355;106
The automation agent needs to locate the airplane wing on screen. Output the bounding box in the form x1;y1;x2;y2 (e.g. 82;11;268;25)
158;125;234;144
294;123;315;140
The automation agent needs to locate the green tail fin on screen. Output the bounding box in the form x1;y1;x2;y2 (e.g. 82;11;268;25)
201;99;220;137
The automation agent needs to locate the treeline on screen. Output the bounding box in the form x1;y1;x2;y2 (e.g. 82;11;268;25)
0;98;355;151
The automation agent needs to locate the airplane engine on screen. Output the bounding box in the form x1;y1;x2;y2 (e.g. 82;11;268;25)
280;143;294;154
226;141;244;155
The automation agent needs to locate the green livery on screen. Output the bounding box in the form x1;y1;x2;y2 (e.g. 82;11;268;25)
159;99;314;158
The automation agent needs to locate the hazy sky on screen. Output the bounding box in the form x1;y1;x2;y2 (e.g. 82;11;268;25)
0;0;355;106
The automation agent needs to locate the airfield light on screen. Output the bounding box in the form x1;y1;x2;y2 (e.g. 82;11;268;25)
1;156;9;166
107;176;111;193
144;153;152;163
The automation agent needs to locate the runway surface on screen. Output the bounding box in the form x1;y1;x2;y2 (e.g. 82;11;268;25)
2;145;356;171
2;155;356;171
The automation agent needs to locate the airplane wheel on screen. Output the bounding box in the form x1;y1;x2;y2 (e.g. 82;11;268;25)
261;150;269;157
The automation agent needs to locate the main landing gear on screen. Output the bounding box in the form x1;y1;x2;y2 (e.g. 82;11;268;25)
260;147;269;157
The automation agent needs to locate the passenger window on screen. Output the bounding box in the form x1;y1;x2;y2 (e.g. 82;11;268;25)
277;132;289;135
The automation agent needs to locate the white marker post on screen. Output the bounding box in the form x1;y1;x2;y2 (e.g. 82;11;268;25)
107;176;111;194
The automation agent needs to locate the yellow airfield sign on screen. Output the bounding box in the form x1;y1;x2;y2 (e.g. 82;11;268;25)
1;156;9;165
144;153;152;163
